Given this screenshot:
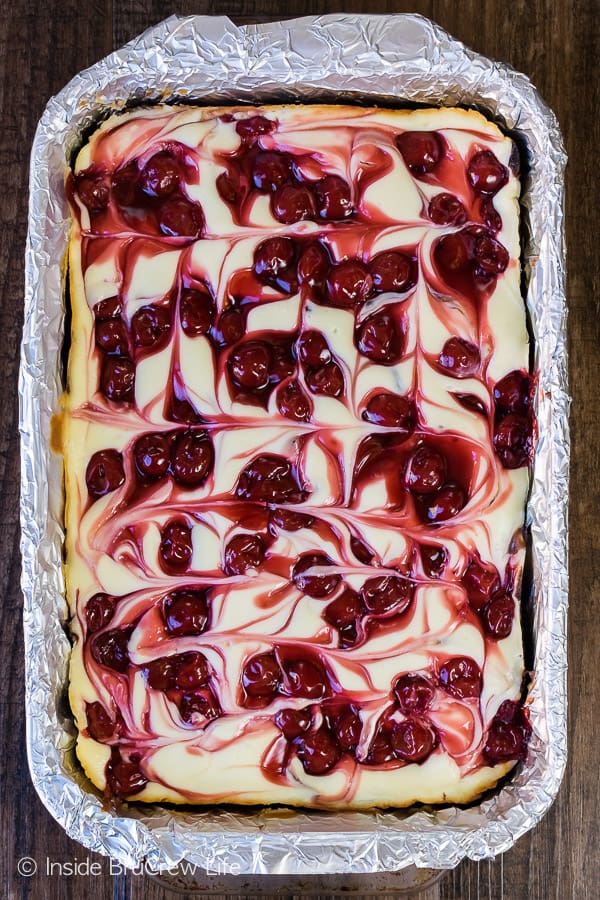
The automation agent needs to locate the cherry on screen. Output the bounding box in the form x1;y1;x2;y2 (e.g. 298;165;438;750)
174;651;211;690
269;341;296;383
370;251;413;293
483;721;525;764
242;652;281;703
482;592;514;638
253;236;296;285
85;449;125;498
420;544;447;578
297;242;330;287
272;184;316;224
223;533;265;575
160;520;193;569
105;750;147;797
393;673;435;714
439;656;482;699
296;727;340;775
229;340;271;390
180;285;215;336
100;356;135;402
438;337;481;377
133;432;171;479
274;707;311;740
493;371;530;415
179;689;221;723
297;330;331;367
95;318;128;355
362;393;415;430
356;311;403;364
132;304;172;351
268;507;314;531
158;198;204;238
391;719;437;763
216;169;244;205
277;380;312;421
323;588;363;629
90;628;131;673
85;593;115;633
462;558;501;612
365;728;396;765
406;446;446;494
171;430;214;486
396;131;443;174
314;175;353;220
481;197;502;232
474;234;509;274
140;152;181;198
76;170;110;211
95;296;121;319
467;149;508;195
111;162;140;208
235;115;274;142
86;701;116;741
493;413;533;469
283;658;328;699
335;708;362;752
164;590;209;636
215;308;245;346
326;260;372;308
252;151;292;191
360;575;413;615
145;657;177;691
434;231;470;275
421;483;466;523
236;454;306;503
168;394;202;425
305;362;344;398
428;193;467;226
292;553;340;598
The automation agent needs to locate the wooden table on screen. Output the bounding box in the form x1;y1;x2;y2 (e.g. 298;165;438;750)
1;2;597;898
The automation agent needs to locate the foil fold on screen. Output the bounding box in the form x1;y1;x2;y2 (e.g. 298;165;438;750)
20;13;568;873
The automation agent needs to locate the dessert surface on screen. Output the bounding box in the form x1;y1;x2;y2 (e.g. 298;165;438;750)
64;104;534;808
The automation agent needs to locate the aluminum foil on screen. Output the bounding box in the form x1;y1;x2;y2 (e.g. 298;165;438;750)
20;13;568;874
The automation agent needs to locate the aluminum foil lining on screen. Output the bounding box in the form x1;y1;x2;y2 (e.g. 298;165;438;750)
20;13;568;874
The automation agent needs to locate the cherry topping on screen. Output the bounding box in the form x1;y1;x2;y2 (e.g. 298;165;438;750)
482;592;514;638
323;588;363;629
335;707;362;752
179;689;221;723
85;593;115;633
272;184;316;224
140;152;181;198
468;149;508;195
215;308;245;346
253;236;296;287
111;162;140;208
145;656;177;691
100;356;135;402
160;520;193;569
420;543;447;578
391;719;437;763
229;340;271;390
133;432;171;479
296;727;340;775
86;701;116;741
434;231;471;275
493;413;533;469
241;652;281;703
277;380;312;421
305;362;344;398
454;392;488;416
252;151;292;191
223;533;265;575
76;170;110;211
421;483;467;523
428;193;467;226
314;175;353;220
356;310;403;364
171;430;214;486
439;656;482;699
360;575;413;615
236;454;306;503
326;260;372;308
105;750;147;797
216;169;243;205
174;651;211;690
180;285;215;336
274;707;311;740
406;446;446;494
236;115;274;142
95;296;121;319
481;197;502;232
365;727;396;765
393;673;435;714
90;628;131;673
362;393;415;430
350;536;374;565
158;198;204;238
483;721;525;765
438;337;481;377
95;318;128;355
396;131;443;174
85;449;125;499
292;553;340;598
493;371;530;415
297;330;331;367
283;658;328;699
474;234;509;274
462;558;501;612
297;242;330;287
164;590;209;636
369;251;413;293
131;304;171;350
268;507;314;532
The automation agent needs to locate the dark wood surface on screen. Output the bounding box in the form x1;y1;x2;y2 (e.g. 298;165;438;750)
1;1;597;898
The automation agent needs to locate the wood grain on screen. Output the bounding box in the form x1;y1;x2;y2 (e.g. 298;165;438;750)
1;1;597;898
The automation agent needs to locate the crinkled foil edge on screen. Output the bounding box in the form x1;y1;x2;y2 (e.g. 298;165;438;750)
20;13;568;873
